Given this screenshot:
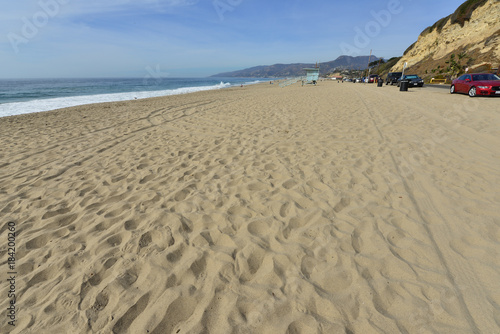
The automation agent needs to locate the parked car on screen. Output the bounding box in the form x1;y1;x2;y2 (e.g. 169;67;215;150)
385;72;402;85
397;75;424;87
450;73;500;97
368;74;380;83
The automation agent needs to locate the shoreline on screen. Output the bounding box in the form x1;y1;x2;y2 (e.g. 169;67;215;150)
0;78;271;119
1;81;499;333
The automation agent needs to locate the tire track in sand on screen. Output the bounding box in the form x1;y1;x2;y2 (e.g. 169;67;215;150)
352;85;495;333
0;99;229;184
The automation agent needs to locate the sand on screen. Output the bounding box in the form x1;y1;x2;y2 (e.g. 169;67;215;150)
0;81;499;334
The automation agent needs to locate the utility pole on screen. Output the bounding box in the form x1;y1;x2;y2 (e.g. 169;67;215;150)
366;49;372;83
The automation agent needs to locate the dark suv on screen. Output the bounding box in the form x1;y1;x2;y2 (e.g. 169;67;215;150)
385;72;402;85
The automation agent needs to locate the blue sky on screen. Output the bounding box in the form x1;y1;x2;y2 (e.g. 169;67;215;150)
0;0;465;78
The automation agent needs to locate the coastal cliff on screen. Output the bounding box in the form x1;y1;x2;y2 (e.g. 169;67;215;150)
392;0;500;79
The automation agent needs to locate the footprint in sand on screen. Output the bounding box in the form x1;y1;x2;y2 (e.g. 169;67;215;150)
166;245;184;263
311;265;353;294
112;293;150;333
25;234;50;250
333;197;350;213
247;219;270;238
52;213;79;228
27;265;58;287
282;179;298;189
42;207;71;219
246;247;265;276
137;232;152;251
106;234;123;248
190;254;207;279
117;269;138;289
287;317;321;334
280;202;290;218
150;295;197;334
94;220;114;232
86;289;109;329
247;182;267;191
139;173;155;184
264;163;277;171
124;219;139;231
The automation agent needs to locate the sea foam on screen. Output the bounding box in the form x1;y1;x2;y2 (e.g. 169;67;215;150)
0;81;231;118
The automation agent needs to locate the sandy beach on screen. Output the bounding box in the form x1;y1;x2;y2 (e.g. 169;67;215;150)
1;81;499;333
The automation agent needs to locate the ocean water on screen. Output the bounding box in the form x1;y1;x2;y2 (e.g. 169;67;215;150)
0;77;265;118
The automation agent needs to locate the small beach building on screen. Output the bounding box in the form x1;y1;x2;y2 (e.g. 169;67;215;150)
303;68;320;84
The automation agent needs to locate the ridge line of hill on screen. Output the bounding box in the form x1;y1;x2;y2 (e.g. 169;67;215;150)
210;55;379;78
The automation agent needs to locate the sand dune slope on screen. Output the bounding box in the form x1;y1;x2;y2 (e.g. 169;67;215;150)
1;82;499;333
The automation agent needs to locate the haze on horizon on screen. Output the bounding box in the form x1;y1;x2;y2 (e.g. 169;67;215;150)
1;0;465;79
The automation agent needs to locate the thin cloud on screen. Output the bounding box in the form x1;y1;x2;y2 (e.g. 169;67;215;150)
67;0;199;15
1;0;471;78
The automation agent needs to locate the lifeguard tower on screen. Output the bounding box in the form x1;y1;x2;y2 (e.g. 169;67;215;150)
302;65;320;85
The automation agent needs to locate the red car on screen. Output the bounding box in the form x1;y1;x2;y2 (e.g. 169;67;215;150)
368;74;379;83
450;73;500;97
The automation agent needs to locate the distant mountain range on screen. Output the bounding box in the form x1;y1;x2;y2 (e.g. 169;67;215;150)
211;55;379;78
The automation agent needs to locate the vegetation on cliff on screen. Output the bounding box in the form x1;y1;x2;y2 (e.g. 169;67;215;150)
374;57;402;76
393;0;499;83
421;0;488;36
